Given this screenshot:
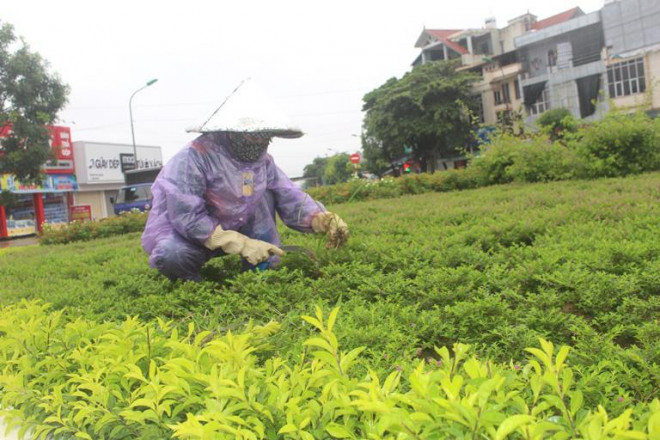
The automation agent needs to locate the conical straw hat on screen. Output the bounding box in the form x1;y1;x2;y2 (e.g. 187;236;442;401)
186;78;303;138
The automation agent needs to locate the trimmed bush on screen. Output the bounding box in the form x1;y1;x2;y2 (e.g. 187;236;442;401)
572;111;660;178
469;134;577;184
40;210;148;245
1;302;659;440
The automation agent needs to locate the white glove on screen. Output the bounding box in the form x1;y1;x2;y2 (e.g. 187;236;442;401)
312;212;349;248
204;226;285;265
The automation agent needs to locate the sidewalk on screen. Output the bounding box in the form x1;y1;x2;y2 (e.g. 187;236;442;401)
0;235;39;249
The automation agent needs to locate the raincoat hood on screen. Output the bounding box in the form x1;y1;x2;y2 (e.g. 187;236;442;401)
186;79;304;138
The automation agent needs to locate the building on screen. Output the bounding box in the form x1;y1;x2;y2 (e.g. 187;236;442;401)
515;8;605;124
413;15;535;168
0;125;79;238
415;1;660;136
601;0;660;116
72;141;163;220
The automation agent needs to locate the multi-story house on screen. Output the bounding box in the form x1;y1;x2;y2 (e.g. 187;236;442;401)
601;0;660;117
515;7;605;124
412;16;533;168
412;2;659;171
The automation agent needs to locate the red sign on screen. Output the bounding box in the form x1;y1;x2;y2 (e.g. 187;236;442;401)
69;205;92;222
45;126;75;174
349;153;361;164
0;124;75;174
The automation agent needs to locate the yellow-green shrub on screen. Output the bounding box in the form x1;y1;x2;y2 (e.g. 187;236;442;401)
1;302;659;439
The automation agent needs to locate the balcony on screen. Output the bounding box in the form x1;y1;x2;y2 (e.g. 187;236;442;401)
483;62;523;83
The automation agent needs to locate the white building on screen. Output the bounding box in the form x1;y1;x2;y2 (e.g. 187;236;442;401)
72;141;163;219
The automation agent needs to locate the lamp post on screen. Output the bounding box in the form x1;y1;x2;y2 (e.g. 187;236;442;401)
129;78;158;169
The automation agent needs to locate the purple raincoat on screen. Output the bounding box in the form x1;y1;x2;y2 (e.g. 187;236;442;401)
141;133;323;280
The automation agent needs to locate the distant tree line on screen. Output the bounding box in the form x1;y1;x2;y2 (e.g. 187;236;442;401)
301;60;480;182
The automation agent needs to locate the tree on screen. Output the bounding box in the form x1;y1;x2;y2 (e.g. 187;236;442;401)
302;153;353;187
0;21;69;182
361;60;479;173
302;156;329;187
323;153;352;185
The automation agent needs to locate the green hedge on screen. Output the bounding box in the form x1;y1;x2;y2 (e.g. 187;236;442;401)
3;174;660;410
1;302;659;439
307;110;660;206
40;210;148;245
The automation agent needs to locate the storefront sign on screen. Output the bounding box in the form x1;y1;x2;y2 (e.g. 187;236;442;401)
77;142;163;184
0;174;79;193
44;126;75;174
69;205;92;222
120;153;136;172
6;220;36;237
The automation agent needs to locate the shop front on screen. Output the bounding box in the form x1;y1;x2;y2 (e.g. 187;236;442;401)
0;174;78;238
0;125;78;239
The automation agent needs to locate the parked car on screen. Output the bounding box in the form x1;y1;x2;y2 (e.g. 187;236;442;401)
111;183;153;215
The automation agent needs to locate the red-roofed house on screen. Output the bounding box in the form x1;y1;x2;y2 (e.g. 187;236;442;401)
532;7;584;31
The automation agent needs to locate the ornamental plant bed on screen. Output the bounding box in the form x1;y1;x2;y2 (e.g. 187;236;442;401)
1;173;659;438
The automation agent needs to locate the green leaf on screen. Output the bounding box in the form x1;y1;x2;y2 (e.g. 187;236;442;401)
304;337;335;353
495;414;533;440
327;307;339;332
326;423;354;439
526;348;553;370
649;411;660;435
555;345;570;371
340;346;365;373
569;390;583;417
301;315;324;331
300;430;315;440
278;424;298;434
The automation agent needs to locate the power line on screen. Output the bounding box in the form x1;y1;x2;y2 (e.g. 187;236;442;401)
66;88;368;111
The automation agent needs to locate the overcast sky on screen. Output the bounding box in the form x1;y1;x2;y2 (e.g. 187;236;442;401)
4;0;604;177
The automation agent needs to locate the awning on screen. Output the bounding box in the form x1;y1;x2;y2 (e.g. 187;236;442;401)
0;174;78;194
576;74;601;118
523;81;547;106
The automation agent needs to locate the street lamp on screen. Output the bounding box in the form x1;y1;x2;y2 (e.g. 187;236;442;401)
129;78;158;168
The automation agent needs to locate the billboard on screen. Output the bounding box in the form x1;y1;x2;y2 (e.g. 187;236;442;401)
0;174;78;193
74;141;163;184
44;126;75;174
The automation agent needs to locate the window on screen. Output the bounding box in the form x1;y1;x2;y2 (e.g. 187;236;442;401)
514;79;521;100
502;83;511;104
548;49;557;67
494;83;511;106
607;57;646;98
494;89;502;106
529;89;551;116
117;185;151;203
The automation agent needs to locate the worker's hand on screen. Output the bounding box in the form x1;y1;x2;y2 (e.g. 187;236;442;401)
241;238;285;265
205;226;285;265
312;212;349;248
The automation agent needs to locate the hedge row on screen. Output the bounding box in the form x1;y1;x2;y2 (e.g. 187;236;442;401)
1;302;659;439
307;110;660;205
6;174;660;407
